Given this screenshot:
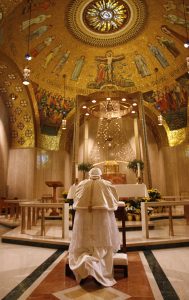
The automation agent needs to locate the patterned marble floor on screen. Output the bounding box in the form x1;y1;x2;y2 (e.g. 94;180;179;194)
0;224;189;300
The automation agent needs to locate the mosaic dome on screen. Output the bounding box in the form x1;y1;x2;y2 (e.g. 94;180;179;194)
0;0;189;148
67;0;147;46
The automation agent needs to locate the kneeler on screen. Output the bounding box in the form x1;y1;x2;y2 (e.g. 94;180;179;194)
113;202;128;277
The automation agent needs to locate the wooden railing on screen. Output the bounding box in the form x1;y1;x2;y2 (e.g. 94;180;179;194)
141;200;189;238
19;202;69;238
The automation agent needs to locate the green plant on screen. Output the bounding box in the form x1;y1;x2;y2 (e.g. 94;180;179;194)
78;162;93;179
127;159;144;173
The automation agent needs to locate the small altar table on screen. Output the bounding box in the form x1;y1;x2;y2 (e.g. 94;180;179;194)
115;183;149;198
45;181;64;215
45;181;64;202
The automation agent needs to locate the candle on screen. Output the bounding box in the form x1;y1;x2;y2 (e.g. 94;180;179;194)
137;163;141;178
75;164;78;179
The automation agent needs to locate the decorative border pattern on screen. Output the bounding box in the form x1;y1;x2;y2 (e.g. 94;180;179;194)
143;250;180;300
67;0;147;47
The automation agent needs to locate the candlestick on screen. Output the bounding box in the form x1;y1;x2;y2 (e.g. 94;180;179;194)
75;163;78;179
137;162;141;178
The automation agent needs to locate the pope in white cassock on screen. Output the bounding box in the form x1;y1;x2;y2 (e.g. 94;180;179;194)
69;167;121;286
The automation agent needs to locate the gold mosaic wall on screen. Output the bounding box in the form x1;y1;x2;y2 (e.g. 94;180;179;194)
0;53;35;148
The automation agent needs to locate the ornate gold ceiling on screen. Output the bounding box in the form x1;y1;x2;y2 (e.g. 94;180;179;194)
67;0;147;46
0;0;189;149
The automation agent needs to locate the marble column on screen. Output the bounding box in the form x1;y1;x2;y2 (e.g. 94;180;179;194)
72;96;80;181
138;93;152;188
134;117;141;160
83;117;89;163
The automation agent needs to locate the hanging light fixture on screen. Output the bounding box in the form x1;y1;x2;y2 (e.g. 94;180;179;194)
62;74;67;130
23;0;32;85
183;0;189;48
25;0;32;60
158;115;163;126
62;118;67;130
154;67;159;98
184;41;189;49
23;66;30;85
10;93;16;100
154;68;163;125
186;56;189;73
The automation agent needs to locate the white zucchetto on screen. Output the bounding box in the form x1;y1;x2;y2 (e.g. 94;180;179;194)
89;167;102;178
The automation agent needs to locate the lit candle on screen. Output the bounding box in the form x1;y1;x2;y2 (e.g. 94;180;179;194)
137;163;141;178
75;164;78;179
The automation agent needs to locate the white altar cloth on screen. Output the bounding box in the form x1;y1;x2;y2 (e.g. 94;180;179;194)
114;183;149;198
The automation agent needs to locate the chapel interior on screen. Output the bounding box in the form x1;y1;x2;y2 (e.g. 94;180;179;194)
0;0;189;299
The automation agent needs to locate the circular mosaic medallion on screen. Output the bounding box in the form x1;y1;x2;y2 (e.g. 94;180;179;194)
67;0;147;47
83;0;130;34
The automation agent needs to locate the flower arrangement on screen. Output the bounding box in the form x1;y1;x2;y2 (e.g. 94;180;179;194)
124;188;161;221
125;196;154;220
62;191;71;203
62;191;68;199
127;159;144;173
148;188;161;201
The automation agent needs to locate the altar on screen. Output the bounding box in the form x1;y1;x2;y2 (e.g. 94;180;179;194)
114;183;149;198
102;161;127;184
102;173;127;184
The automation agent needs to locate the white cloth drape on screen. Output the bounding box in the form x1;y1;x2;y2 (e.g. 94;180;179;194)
69;209;121;286
69;247;116;286
69;178;121;286
73;179;119;211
